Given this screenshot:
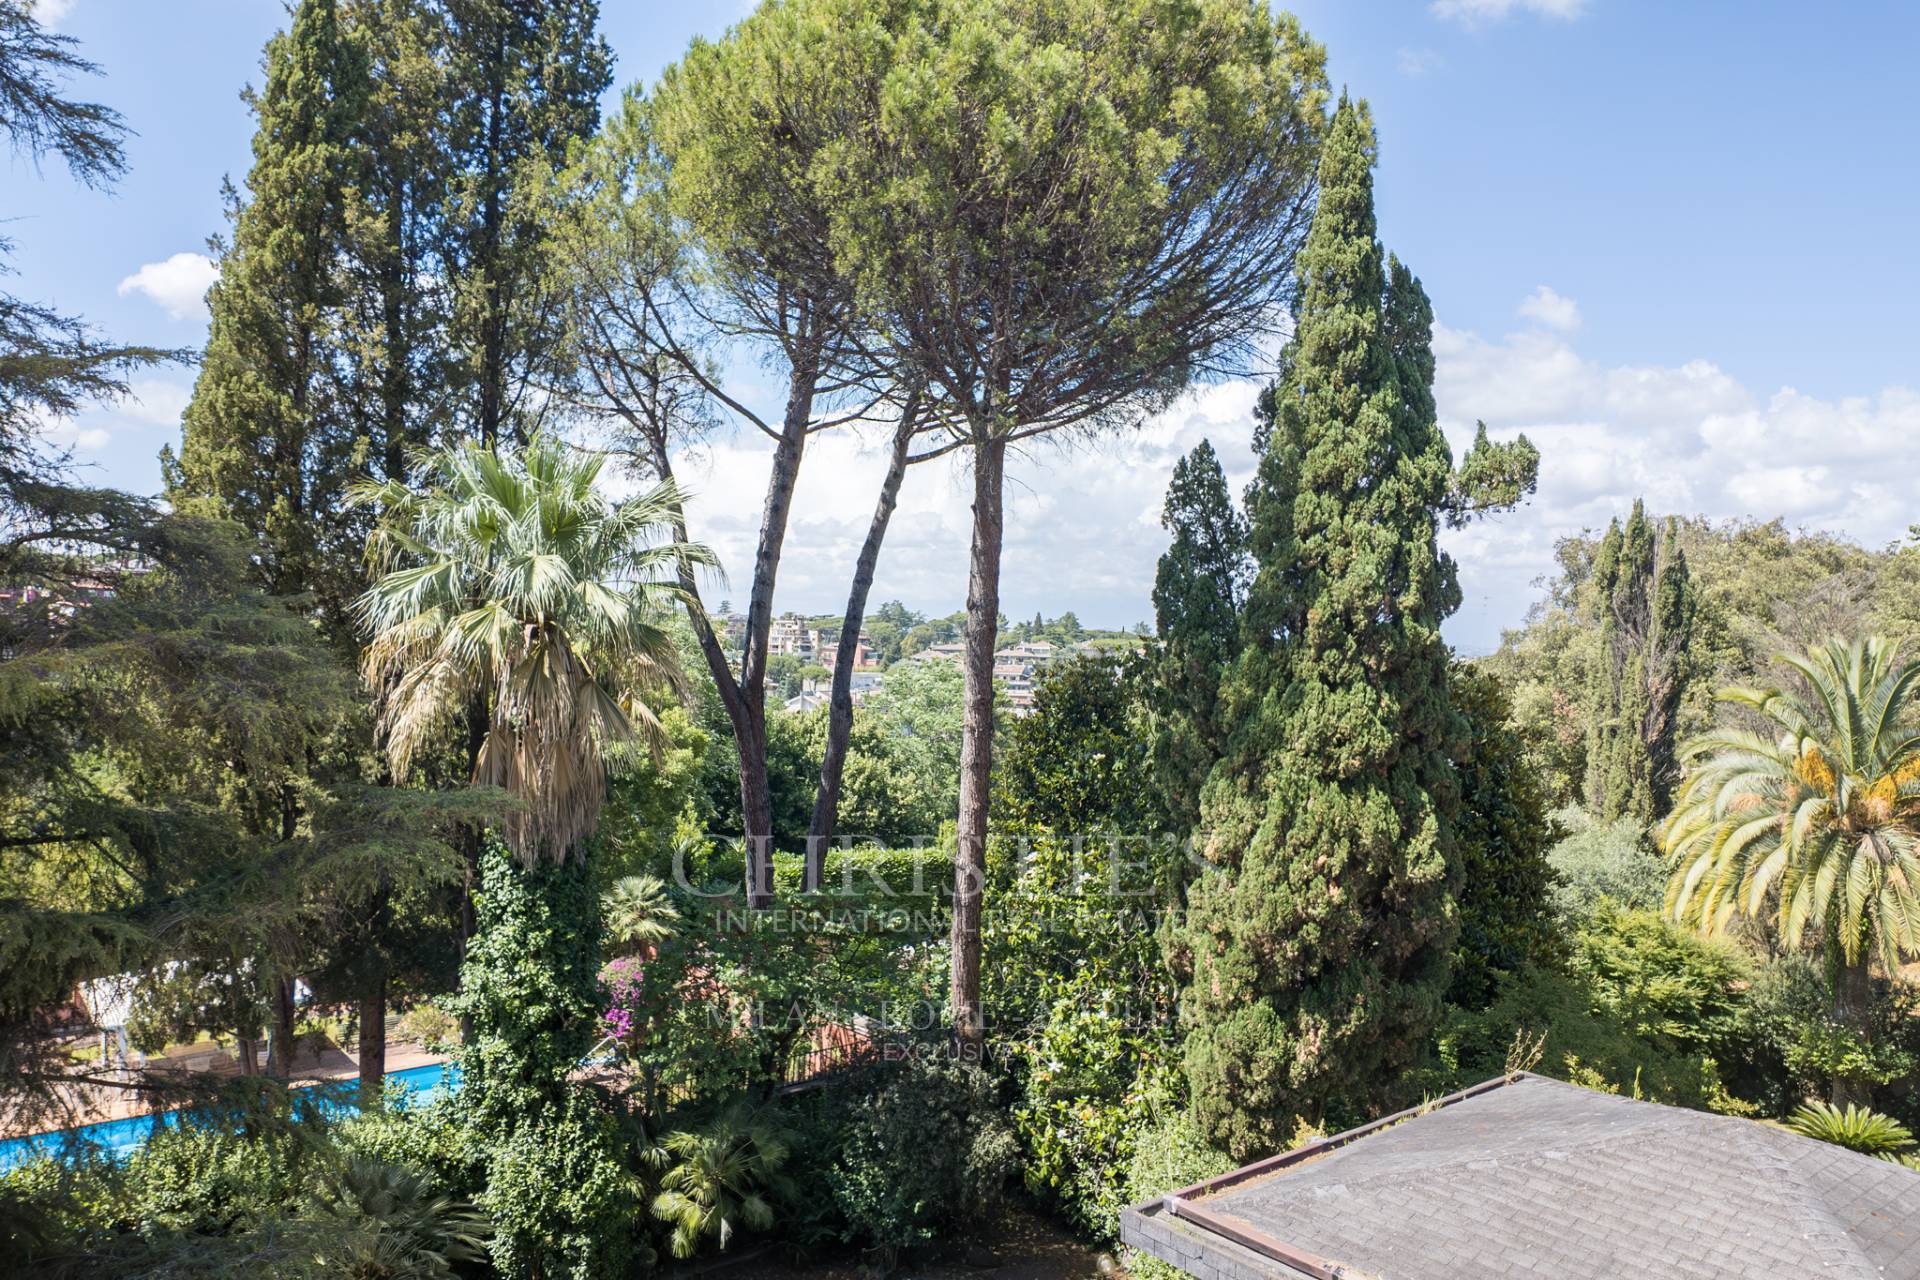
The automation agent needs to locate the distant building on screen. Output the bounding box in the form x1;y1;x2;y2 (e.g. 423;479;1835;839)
710;611;748;649
992;640;1061;714
903;637;1086;713
769;614;817;660
817;631;880;672
908;641;967;664
788;669;885;715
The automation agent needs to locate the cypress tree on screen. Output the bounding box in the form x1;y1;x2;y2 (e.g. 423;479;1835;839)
1178;99;1463;1155
1646;518;1694;807
438;0;610;448
336;0;453;484
1582;516;1625;808
165;0;460;1089
1447;663;1559;1010
165;0;369;620
1584;501;1694;821
1148;439;1250;835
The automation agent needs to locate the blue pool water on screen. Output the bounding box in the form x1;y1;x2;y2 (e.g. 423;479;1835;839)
0;1061;458;1172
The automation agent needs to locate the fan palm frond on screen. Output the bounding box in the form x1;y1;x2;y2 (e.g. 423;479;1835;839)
355;433;713;864
649;1100;795;1259
604;873;682;950
307;1155;493;1277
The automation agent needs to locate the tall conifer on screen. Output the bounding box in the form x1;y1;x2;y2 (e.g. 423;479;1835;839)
1584;501;1694;821
1148;439;1250;834
1178;99;1463;1155
336;0;452;484
438;0;610;448
166;0;369;619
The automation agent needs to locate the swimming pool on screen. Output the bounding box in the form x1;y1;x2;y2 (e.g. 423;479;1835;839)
0;1061;458;1172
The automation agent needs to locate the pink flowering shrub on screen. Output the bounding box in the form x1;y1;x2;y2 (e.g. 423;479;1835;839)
600;956;647;1050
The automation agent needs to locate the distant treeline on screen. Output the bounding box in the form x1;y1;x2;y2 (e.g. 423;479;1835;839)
1483;512;1920;812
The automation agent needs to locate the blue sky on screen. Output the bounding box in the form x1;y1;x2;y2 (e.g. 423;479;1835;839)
11;0;1918;651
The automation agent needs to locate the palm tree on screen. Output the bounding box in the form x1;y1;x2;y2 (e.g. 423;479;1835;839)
307;1155;493;1279
1662;635;1920;1102
1784;1100;1917;1163
604;873;681;953
650;1100;796;1259
353;433;714;863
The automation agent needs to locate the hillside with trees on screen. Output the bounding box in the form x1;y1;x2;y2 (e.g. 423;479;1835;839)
3;1;1919;1277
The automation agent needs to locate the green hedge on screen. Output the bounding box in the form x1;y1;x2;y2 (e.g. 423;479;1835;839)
770;846;953;905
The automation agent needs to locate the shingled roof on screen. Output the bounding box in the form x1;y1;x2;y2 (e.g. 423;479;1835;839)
1120;1073;1920;1280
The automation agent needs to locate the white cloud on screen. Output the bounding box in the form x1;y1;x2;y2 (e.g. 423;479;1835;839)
1397;47;1444;77
30;0;76;28
1434;299;1919;652
1431;0;1587;26
652;380;1264;634
630;289;1914;660
26;377;193;469
121;379;191;428
41;420;110;453
117;253;218;322
1517;284;1581;332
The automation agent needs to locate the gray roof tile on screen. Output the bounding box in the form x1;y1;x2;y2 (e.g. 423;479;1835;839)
1120;1075;1920;1280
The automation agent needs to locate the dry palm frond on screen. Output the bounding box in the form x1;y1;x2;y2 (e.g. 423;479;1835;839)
353;433;716;864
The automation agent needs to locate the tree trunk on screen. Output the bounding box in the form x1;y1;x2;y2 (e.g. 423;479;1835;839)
1830;959;1874;1108
738;721;778;907
806;402;919;886
637;339;819;907
949;434;1006;1056
236;1037;260;1077
455;693;489;1042
738;355;820;905
476;24;508;451
362;883;392;1098
360;971;389;1101
266;976;297;1079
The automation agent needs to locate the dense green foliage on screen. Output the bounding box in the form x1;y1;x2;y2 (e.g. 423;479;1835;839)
0;1100;492;1279
0;0;479;1149
166;0;374;619
1431;904;1753;1106
1546;808;1667;917
1145;441;1248;835
1487;517;1920;812
828;1058;1019;1261
1447;664;1562;1009
168;0;612;598
11;3;1920;1277
438;0;610;448
453;843;636;1280
986;827;1179;1239
1583;504;1696;822
995;656;1161;841
1179;99;1466;1155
